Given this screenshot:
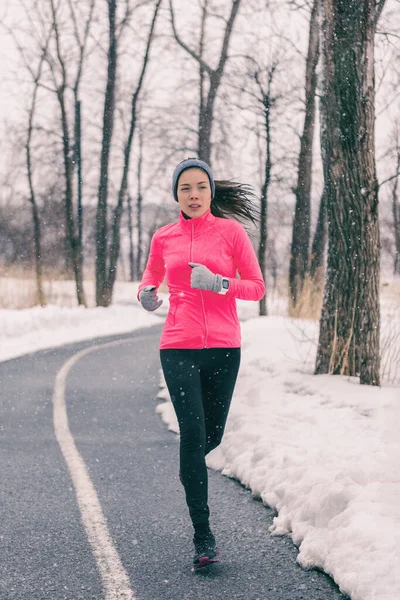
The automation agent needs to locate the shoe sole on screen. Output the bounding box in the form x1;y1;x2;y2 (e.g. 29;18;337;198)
192;549;220;571
192;556;220;571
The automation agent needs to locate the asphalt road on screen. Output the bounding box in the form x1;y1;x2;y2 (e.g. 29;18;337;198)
0;324;348;600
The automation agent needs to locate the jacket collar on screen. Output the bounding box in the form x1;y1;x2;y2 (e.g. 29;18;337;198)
178;207;215;233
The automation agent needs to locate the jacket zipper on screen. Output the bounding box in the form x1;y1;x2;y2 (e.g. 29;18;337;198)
191;222;208;348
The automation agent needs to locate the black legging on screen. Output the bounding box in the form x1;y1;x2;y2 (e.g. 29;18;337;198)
160;347;241;528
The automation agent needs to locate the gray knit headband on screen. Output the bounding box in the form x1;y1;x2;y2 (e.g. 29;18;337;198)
172;158;215;202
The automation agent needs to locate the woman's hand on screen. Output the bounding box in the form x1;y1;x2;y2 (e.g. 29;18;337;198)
188;263;222;293
139;286;163;311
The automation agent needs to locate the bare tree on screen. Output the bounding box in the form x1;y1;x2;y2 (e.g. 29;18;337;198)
26;47;48;307
95;0;119;306
169;0;242;165
3;15;55;306
248;63;279;317
135;126;144;281
289;0;320;308
46;0;96;306
96;0;162;306
105;0;162;304
315;0;386;386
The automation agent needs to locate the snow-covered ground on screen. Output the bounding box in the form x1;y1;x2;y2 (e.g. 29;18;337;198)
1;280;399;600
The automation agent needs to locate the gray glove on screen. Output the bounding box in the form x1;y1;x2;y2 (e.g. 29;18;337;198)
188;262;222;292
139;286;163;311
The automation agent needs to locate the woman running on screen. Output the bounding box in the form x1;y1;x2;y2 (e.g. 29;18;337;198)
137;157;265;569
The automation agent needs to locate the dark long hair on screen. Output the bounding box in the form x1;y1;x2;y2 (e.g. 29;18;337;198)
211;180;261;230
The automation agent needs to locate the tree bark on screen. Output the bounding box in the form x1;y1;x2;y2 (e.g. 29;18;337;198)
289;0;320;307
316;0;381;386
96;0;118;306
256;71;273;317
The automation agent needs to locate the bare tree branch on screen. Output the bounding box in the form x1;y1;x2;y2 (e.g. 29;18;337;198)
379;170;400;188
215;0;241;77
169;0;213;75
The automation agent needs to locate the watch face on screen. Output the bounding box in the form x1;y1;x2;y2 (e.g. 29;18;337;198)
222;279;229;289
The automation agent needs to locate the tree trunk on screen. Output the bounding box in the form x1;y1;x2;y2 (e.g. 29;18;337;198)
316;0;380;386
48;0;86;306
136;151;144;281
27;146;46;307
198;80;217;164
198;0;208;163
26;60;46;307
127;194;135;282
58;88;87;306
392;149;400;275
289;0;320;308
75;99;84;279
135;130;144;281
258;88;272;317
103;0;162;305
96;0;118;307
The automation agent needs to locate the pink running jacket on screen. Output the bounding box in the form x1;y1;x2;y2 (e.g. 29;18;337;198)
137;208;266;349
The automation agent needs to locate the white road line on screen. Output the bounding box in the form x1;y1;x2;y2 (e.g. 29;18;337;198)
52;339;136;600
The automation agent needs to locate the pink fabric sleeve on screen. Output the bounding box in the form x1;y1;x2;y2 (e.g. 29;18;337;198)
136;231;166;301
225;223;266;301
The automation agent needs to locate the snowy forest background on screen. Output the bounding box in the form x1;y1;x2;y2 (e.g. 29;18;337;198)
0;0;399;385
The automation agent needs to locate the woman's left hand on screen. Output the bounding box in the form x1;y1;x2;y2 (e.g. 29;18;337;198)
188;263;223;292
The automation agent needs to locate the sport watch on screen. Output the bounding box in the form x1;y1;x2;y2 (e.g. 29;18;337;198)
218;277;230;295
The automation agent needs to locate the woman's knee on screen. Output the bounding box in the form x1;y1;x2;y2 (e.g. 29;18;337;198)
180;425;205;453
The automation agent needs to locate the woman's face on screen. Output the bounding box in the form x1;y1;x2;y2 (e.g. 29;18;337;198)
177;168;212;218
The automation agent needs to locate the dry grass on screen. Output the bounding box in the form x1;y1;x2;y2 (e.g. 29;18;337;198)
281;272;400;385
287;271;324;321
0;266;91;308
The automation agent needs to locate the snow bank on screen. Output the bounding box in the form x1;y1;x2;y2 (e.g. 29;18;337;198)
156;316;400;600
